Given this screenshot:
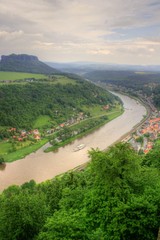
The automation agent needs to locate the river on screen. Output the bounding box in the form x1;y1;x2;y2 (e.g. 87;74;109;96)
0;93;146;192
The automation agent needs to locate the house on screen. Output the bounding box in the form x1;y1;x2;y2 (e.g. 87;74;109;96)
18;137;23;142
33;129;39;135
9;128;16;132
144;149;150;154
21;130;27;137
149;118;160;124
34;135;41;140
103;105;110;110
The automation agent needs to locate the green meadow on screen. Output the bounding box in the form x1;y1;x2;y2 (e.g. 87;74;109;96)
0;139;48;162
52;75;77;85
33;115;52;129
0;71;46;81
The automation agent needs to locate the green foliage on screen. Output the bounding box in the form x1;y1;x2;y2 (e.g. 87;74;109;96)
0;80;115;129
33;115;51;129
142;141;160;169
0;186;49;240
135;136;144;143
0;71;46;81
89;143;141;198
37;210;88;240
1;138;48;163
1;143;160;239
85;70;160;109
84;70;160;95
40;179;63;212
0;155;4;164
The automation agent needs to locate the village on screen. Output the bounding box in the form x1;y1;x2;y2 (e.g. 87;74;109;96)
8;128;41;142
6;97;160;155
122;90;160;154
4;104;111;144
6;111;89;144
128;115;160;154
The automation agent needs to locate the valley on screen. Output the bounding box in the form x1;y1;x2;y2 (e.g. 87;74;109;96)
1;1;160;238
0;55;159;240
0;92;146;192
0;70;122;162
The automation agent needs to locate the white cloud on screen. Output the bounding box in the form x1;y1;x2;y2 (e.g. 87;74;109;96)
88;49;111;55
0;30;24;40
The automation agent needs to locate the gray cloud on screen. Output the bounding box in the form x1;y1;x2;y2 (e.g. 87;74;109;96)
0;0;160;64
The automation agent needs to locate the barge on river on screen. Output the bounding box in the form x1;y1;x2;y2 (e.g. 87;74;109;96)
73;144;86;152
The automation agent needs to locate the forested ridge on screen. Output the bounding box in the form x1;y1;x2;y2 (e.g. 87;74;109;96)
0;142;160;239
0;80;115;129
84;70;160;87
84;70;160;109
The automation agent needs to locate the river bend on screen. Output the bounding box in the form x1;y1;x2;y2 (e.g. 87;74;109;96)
0;93;146;192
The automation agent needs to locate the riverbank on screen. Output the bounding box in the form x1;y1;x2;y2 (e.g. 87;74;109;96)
45;108;123;152
0;92;146;192
107;91;152;144
1;104;123;162
1;139;49;163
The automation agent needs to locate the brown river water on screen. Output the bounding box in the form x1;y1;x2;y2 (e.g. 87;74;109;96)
0;93;146;192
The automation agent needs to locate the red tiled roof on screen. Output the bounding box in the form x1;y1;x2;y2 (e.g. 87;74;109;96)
149;118;160;123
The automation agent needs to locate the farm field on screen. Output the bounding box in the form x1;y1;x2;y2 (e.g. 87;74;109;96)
0;139;48;162
0;71;46;81
82;103;122;117
52;75;77;85
33;115;52;129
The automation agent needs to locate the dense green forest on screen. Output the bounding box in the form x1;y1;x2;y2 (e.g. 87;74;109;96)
0;142;160;239
0;79;116;129
0;72;122;162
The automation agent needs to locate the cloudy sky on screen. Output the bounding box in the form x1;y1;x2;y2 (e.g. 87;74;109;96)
0;0;160;64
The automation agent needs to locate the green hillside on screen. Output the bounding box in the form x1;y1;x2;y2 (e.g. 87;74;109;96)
0;73;122;161
84;70;160;94
84;70;160;108
0;77;117;129
0;142;160;239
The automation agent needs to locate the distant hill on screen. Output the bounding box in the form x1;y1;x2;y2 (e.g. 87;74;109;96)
83;70;160;85
83;70;160;88
46;61;160;75
0;54;59;74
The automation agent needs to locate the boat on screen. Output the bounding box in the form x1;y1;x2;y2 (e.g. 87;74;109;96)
73;144;86;152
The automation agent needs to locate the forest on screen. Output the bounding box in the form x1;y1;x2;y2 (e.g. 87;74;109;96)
0;73;122;162
0;78;116;130
84;70;160;87
84;70;160;111
0;142;160;240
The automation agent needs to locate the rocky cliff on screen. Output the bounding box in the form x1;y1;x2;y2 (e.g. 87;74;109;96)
0;54;59;74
